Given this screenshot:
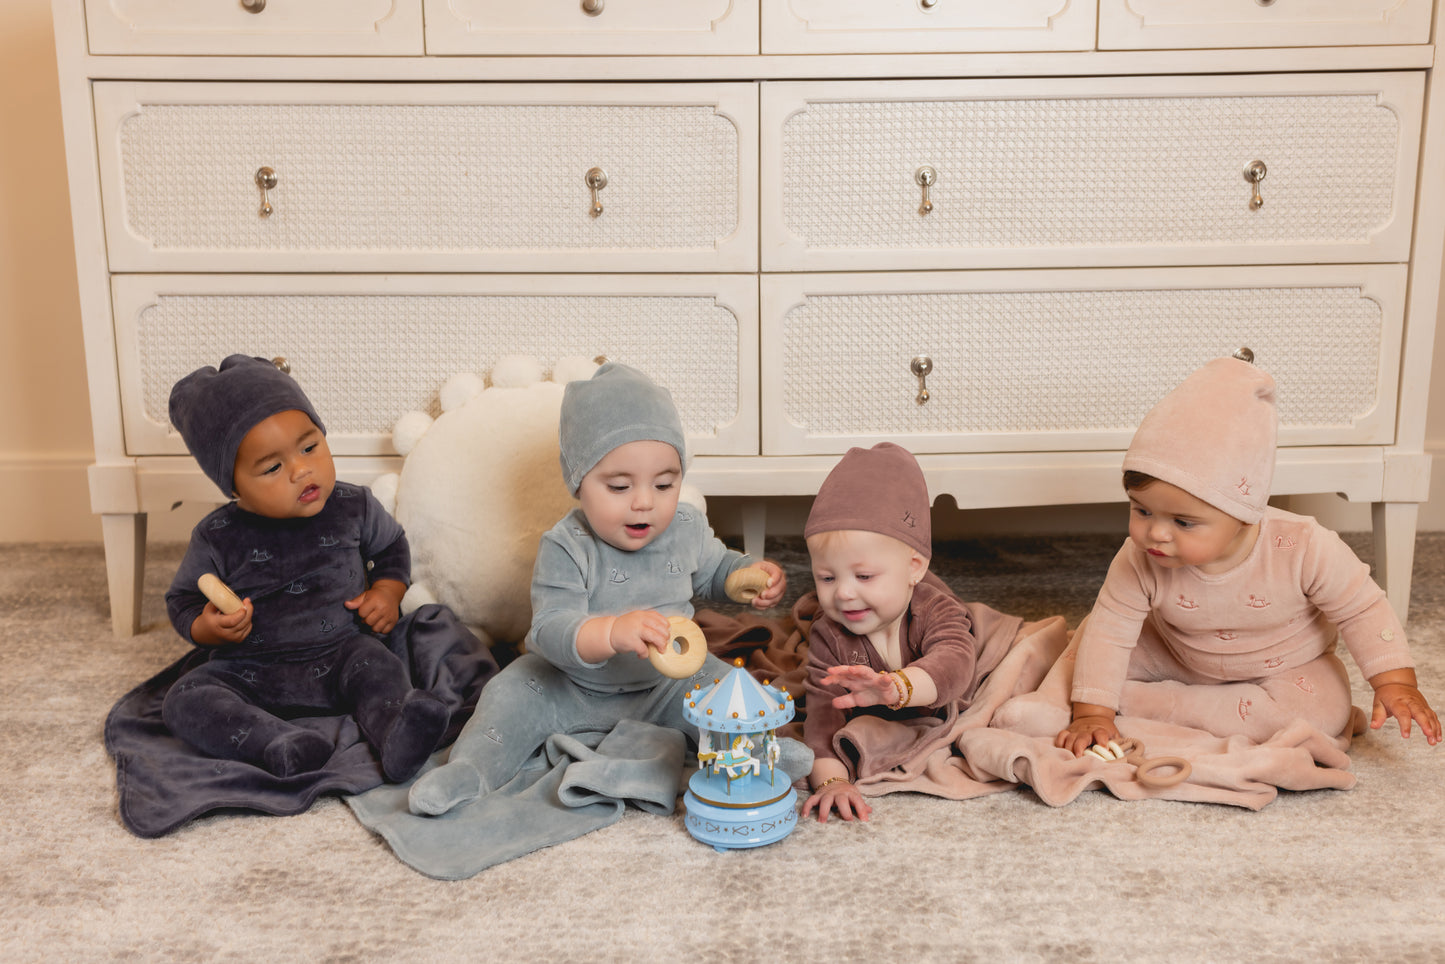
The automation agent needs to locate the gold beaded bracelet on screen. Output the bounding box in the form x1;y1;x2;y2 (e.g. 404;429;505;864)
815;776;849;793
896;668;914;708
886;671;907;710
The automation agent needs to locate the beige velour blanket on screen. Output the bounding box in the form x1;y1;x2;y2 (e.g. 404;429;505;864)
699;593;1356;812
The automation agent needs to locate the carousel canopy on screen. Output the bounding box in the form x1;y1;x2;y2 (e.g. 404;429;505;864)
683;660;794;734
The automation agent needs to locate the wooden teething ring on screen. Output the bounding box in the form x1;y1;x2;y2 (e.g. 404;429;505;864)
1086;736;1191;790
198;573;243;615
650;615;708;679
724;567;770;603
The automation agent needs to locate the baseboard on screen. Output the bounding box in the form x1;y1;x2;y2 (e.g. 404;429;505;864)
3;448;1442;543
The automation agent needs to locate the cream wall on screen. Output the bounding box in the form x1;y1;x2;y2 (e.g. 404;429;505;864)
4;0;1445;544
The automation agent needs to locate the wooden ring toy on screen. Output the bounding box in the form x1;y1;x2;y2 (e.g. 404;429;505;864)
724;567;770;603
198;573;243;615
650;616;708;679
1087;736;1192;790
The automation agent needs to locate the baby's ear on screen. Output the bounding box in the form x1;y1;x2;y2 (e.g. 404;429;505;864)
909;552;929;585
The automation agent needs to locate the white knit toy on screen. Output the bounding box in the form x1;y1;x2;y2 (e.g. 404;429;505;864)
371;355;705;650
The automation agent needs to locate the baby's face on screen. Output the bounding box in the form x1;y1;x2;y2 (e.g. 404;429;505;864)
1127;480;1254;574
231;409;335;519
577;439;682;552
806;529;926;641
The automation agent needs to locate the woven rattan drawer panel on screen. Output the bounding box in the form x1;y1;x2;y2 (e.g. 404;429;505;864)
424;0;759;55
84;0;424;56
1098;0;1433;50
762;0;1097;54
761;266;1405;456
111;275;758;458
762;74;1422;271
95;83;757;273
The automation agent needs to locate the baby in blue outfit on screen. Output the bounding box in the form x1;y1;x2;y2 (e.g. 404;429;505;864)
408;362;811;815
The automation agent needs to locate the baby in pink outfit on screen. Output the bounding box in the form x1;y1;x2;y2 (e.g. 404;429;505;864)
1054;357;1440;755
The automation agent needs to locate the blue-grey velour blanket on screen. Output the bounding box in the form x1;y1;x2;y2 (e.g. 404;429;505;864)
345;718;686;880
105;604;499;838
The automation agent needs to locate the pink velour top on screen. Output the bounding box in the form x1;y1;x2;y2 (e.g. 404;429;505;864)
1071;507;1413;711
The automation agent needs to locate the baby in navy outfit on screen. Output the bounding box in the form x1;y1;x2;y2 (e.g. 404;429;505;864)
163;354;467;781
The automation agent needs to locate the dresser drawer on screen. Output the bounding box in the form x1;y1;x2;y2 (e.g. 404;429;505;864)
760;265;1405;456
762;73;1422;271
1098;0;1433;49
84;0;424;55
111;274;758;458
94;82;758;273
424;0;758;55
762;0;1096;53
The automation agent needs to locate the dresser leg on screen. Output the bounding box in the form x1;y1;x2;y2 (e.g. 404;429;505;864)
740;500;767;560
1371;501;1418;623
102;512;147;637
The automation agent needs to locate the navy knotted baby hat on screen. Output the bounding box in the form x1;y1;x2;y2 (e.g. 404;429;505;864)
169;355;326;497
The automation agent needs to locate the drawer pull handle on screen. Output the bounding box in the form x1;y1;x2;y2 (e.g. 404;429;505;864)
271;356;291;374
1233;347;1255;364
910;356;933;405
255;166;277;218
240;0;266;11
915;166;936;216
581;0;605;14
1244;160;1267;211
585;167;608;218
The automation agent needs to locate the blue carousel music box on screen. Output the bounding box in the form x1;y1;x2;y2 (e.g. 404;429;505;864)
682;658;799;852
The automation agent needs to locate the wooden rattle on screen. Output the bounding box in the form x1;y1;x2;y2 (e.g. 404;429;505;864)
197;573;244;615
724;567;771;604
650;615;709;679
1085;737;1191;789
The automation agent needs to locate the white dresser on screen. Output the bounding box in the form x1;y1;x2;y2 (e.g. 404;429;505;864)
53;0;1444;635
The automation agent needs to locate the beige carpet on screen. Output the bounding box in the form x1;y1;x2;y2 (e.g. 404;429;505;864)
4;533;1444;962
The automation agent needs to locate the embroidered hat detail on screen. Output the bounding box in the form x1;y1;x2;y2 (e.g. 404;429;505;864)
1123;356;1277;524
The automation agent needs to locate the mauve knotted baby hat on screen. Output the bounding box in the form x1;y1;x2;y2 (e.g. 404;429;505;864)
804;442;932;559
1122;356;1278;523
558;362;686;495
169;354;326;498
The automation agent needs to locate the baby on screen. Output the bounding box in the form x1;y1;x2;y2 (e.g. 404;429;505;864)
1053;356;1440;755
164;355;479;781
800;442;987;823
408;362;810;816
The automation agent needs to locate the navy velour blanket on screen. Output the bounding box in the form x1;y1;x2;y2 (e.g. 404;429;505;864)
105;604;499;838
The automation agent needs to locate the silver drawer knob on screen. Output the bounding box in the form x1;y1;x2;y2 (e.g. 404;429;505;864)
920;0;939;7
240;0;266;12
585;167;608;218
1243;160;1267;211
915;166;937;216
582;0;604;15
910;356;933;405
1233;347;1255;364
255;166;277;218
271;356;291;374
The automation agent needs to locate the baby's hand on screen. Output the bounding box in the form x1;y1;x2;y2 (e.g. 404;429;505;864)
802;778;871;823
345;578;405;634
1055;712;1121;758
822;665;898;710
191;598;253;646
750;560;787;610
1371;682;1443;746
608;609;672;659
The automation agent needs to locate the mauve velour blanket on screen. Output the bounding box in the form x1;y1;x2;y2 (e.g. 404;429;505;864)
105;604;498;838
